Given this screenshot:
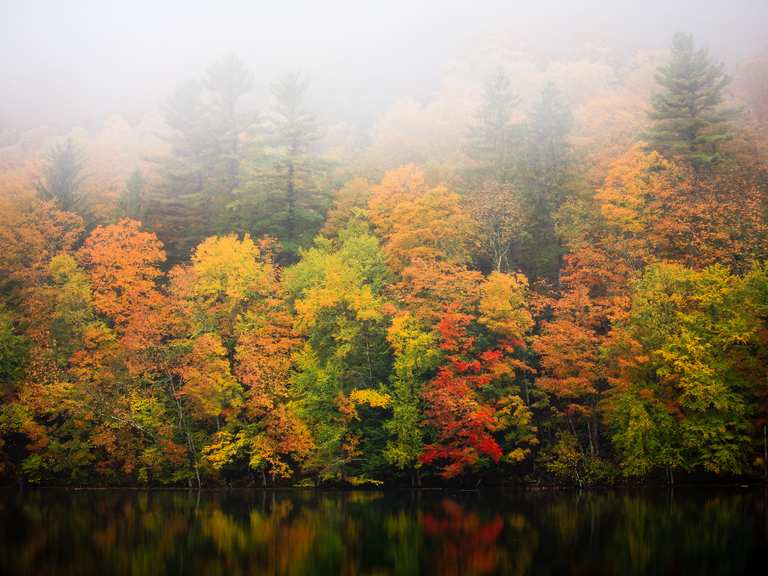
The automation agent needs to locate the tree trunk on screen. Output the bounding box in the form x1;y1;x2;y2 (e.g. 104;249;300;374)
192;457;202;490
168;371;201;490
568;414;583;453
591;407;600;456
586;421;595;456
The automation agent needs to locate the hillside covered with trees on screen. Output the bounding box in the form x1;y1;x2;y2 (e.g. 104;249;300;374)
2;33;768;488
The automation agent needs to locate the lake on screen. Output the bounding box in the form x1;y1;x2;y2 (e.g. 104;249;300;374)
1;487;766;575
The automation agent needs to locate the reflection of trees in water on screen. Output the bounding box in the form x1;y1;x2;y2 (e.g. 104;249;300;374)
422;499;504;576
386;508;424;575
608;492;757;575
527;490;762;575
0;489;765;575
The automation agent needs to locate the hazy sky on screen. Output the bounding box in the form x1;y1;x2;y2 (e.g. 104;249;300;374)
1;0;766;130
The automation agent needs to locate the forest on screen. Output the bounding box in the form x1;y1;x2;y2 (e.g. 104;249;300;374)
1;32;768;488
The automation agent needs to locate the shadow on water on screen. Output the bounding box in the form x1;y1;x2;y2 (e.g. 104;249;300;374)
0;487;766;575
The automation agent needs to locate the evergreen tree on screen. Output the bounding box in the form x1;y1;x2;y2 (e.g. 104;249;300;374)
270;74;324;251
236;73;329;262
146;79;211;263
465;69;521;183
36;139;87;216
525;82;573;184
147;55;255;264
647;33;737;168
203;53;255;214
117;169;145;221
519;82;573;283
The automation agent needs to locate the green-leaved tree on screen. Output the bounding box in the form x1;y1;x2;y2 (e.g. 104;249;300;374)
647;33;737;168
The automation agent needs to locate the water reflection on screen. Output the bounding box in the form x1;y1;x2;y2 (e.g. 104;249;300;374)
1;488;766;575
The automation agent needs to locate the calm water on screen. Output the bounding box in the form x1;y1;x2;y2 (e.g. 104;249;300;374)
1;487;766;575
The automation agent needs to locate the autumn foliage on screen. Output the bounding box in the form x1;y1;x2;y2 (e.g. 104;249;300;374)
1;33;768;487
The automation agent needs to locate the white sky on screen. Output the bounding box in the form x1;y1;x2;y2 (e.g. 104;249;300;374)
1;0;766;130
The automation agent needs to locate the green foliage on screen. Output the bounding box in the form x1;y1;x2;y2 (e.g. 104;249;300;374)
0;305;27;394
518;83;574;282
147;55;256;263
647;33;737;167
465;69;522;183
234;73;331;261
606;263;762;476
383;314;439;471
48;254;96;364
2;34;768;487
117;169;145;221
36;139;87;216
285;223;392;480
605;386;684;478
540;431;615;486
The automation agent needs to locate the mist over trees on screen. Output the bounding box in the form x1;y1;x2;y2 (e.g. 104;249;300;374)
1;22;768;487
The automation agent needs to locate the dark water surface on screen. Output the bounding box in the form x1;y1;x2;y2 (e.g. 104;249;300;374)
1;487;766;575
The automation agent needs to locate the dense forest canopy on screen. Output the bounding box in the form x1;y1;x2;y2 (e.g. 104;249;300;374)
1;7;768;487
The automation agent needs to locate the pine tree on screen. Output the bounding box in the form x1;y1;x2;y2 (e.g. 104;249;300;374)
525;82;573;186
36;139;87;216
117;169;145;221
147;55;255;264
647;33;737;168
236;73;328;262
465;69;521;183
203;53;255;213
519;82;573;283
146;79;211;263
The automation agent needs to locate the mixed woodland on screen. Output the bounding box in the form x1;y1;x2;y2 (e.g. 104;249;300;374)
1;34;768;487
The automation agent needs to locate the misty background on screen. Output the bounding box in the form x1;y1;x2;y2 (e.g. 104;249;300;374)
1;0;766;132
2;0;768;499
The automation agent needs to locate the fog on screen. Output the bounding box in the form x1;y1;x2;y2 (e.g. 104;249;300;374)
1;0;766;132
3;0;768;510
